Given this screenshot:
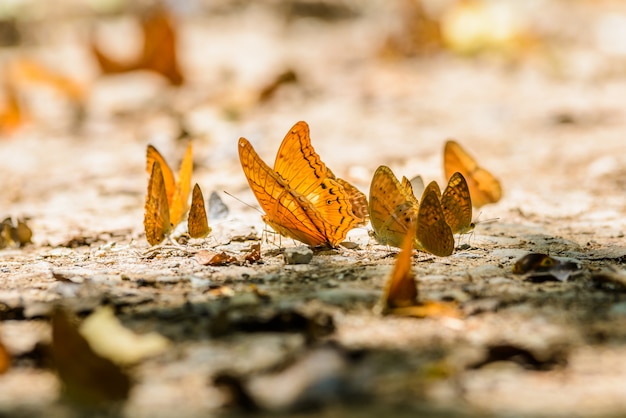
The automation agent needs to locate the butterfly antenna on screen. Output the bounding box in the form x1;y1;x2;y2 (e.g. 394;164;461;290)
473;211;500;226
223;191;263;214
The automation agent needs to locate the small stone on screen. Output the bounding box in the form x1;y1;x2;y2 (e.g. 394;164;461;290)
284;246;313;265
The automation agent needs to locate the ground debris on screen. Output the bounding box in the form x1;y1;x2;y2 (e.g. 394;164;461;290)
283;246;314;265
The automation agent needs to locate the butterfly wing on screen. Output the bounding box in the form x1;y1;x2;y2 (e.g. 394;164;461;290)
336;177;369;227
144;162;171;245
443;140;502;208
369;166;419;248
381;221;418;314
272;121;362;244
188;183;211;238
169;142;192;226
441;172;473;234
146;145;176;206
421;180;442;199
238;137;330;247
416;189;454;256
406;175;425;199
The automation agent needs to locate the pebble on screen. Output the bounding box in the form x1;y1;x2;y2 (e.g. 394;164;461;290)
283;246;313;265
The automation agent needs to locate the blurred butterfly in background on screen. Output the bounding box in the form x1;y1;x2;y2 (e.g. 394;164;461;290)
238;121;368;248
443;140;501;208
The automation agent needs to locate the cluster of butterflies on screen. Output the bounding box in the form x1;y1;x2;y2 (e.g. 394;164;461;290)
144;121;502;256
144;143;211;245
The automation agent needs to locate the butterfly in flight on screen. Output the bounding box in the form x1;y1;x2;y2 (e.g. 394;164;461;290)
238;121;368;248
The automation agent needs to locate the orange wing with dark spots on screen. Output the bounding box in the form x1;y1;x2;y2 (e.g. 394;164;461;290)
238;121;366;247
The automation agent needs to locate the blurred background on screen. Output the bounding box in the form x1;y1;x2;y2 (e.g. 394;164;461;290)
1;0;625;254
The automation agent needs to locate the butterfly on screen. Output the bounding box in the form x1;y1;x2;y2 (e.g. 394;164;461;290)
378;222;460;318
416;185;455;257
188;183;211;238
144;143;192;245
91;6;183;85
369;166;454;256
238;121;368;248
440;172;474;235
443;140;502;208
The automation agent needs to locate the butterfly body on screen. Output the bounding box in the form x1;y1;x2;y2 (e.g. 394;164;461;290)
238;121;367;248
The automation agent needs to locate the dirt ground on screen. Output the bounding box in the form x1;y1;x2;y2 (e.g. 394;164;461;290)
1;1;626;417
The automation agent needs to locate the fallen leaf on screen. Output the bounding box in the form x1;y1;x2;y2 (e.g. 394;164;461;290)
51;308;131;406
196;250;239;266
79;306;170;366
513;253;582;282
242;242;262;264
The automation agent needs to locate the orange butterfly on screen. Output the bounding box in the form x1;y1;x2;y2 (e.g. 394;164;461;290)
443;140;502;208
144;143;192;245
440;172;474;235
416;185;455;257
369;166;454;256
92;6;183;85
238;121;368;248
188;183;211;239
378;221;460;318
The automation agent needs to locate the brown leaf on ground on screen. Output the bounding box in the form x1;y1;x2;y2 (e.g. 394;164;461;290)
242;243;262;264
196;250;239;266
50;308;131;406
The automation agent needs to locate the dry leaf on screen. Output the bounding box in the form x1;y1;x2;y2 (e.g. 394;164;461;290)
243;243;262;264
51;308;131;406
79;306;170;366
0;217;33;248
196;250;238;266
